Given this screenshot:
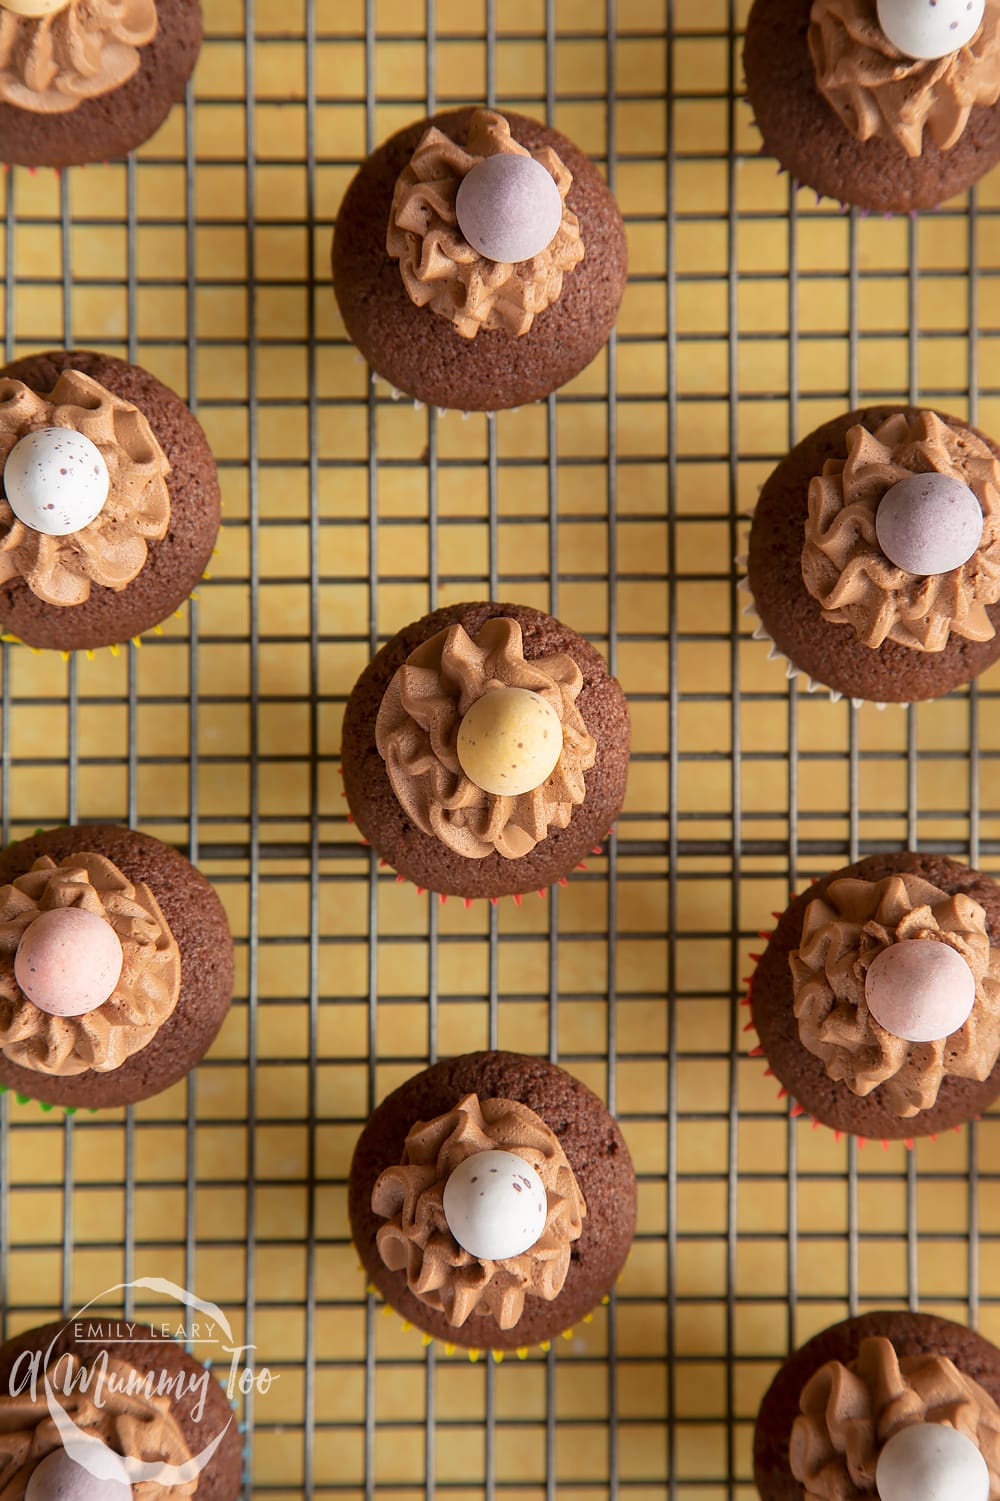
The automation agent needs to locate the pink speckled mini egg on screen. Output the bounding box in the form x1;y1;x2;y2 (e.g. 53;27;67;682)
14;907;123;1017
865;938;976;1043
442;1149;548;1260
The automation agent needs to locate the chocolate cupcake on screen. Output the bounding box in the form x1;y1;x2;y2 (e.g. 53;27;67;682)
755;1309;1000;1501
340;601;631;900
747;850;1000;1142
744;406;1000;705
0;349;220;652
0;0;202;169
331;105;627;412
0;1318;241;1499
349;1050;637;1353
0;823;233;1110
744;0;1000;213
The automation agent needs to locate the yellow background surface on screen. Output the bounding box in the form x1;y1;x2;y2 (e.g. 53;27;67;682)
3;0;1000;1496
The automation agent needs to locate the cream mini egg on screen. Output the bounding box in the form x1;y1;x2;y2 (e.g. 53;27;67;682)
0;0;72;15
457;686;564;797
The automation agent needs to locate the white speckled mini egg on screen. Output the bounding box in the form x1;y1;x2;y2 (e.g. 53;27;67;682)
3;427;109;537
25;1448;132;1501
442;1149;548;1260
875;1422;989;1501
876;0;985;59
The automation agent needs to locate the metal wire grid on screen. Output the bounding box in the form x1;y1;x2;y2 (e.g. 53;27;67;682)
0;0;999;1497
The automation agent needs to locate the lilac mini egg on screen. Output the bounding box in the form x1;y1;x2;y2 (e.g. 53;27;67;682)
876;0;984;58
4;427;109;537
442;1148;548;1260
25;1447;132;1501
865;939;976;1044
875;1423;989;1501
15;907;123;1018
875;472;983;575
455;153;564;264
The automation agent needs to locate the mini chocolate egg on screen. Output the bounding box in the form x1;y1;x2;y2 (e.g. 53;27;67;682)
876;0;985;58
3;427;109;538
865;939;976;1043
0;0;72;15
457;686;564;797
15;907;123;1018
875;1421;989;1501
25;1447;132;1501
455;153;564;264
875;472;984;575
442;1148;548;1260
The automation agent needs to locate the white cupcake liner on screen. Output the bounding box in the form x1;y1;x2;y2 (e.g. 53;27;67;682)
735;550;907;711
359;356;522;420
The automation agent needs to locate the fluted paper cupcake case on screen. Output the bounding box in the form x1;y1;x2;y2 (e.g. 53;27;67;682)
735;546;909;711
361;1271;618;1362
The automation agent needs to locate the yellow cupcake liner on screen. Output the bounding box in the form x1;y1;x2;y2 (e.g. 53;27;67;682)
363;1275;609;1361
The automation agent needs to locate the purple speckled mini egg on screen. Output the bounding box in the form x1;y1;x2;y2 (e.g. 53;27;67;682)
24;1447;132;1501
3;426;110;537
455;153;564;265
876;0;984;58
875;471;984;575
442;1148;548;1260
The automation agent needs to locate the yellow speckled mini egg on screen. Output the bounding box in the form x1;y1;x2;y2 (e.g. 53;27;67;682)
457;686;564;797
0;0;72;17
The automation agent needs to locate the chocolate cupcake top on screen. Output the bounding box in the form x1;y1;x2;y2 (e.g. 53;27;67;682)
790;1335;1000;1499
371;1091;586;1332
801;411;1000;654
809;0;1000;157
0;1349;195;1497
374;616;597;861
0;368;171;608
0;851;181;1077
385;106;584;340
789;870;1000;1119
0;0;157;115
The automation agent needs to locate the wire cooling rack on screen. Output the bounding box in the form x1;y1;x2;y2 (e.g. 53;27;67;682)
4;0;1000;1496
